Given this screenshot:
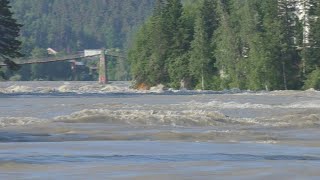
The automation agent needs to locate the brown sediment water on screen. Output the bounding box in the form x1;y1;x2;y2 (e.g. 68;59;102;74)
0;81;320;179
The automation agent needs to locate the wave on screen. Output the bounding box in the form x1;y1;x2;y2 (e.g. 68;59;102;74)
286;101;320;109
2;109;317;129
0;83;135;94
185;101;273;109
3;81;319;95
1;110;318;143
0;117;46;127
261;114;320;128
54;107;319;128
0;126;278;143
184;100;320;109
54;109;231;127
2;153;319;164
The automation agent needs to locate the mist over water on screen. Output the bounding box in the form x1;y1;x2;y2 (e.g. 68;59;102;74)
1;81;320;179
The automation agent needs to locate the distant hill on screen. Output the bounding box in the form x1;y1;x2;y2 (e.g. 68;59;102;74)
10;0;155;54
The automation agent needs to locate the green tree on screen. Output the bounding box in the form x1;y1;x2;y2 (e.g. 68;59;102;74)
307;1;320;72
165;0;192;88
214;0;240;89
304;1;320;88
0;0;22;70
128;0;312;90
256;0;285;90
213;0;302;90
277;0;301;89
128;20;153;85
189;0;218;90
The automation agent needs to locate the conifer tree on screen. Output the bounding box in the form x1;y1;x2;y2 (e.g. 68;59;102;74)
257;0;285;90
189;0;218;89
147;0;171;85
277;0;301;89
165;0;192;88
129;0;170;86
0;0;22;70
307;0;320;71
214;0;240;89
304;0;320;89
129;0;314;90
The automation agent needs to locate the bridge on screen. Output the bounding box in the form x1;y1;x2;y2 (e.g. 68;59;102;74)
0;49;125;84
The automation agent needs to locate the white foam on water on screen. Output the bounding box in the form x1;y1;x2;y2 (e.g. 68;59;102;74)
149;84;165;93
1;81;319;96
2;104;316;129
0;81;266;94
184;100;274;109
54;109;231;127
0;117;46;127
0;85;34;93
57;84;73;92
36;87;56;93
256;140;278;144
208;101;273;109
0;82;135;94
270;90;320;96
286;100;320;108
184;99;320;110
256;113;320;128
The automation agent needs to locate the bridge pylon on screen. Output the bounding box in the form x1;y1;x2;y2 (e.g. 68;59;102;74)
99;48;108;84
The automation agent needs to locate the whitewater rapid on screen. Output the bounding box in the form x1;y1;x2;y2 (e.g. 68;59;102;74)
0;81;319;144
1;81;320;179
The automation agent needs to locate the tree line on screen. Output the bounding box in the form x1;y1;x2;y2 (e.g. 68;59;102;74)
129;0;320;90
1;0;154;81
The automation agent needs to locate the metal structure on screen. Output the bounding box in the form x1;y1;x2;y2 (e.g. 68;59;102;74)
0;49;125;84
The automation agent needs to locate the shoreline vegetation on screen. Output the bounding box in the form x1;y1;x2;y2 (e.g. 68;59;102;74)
1;0;319;91
1;81;318;94
129;0;320;91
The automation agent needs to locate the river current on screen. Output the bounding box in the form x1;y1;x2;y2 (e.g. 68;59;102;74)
0;81;320;179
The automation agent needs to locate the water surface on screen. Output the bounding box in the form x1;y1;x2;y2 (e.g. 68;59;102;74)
0;81;320;179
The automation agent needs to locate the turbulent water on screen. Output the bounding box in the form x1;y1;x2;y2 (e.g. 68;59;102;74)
0;81;320;179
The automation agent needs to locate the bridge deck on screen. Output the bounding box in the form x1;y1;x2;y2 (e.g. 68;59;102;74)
0;52;126;67
0;54;99;66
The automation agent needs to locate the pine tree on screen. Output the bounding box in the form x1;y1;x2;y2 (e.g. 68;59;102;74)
278;0;302;89
229;0;255;89
128;22;152;85
165;0;192;88
189;0;218;90
306;0;320;72
296;0;315;76
147;1;171;85
257;0;285;90
0;0;22;70
304;0;320;89
129;0;170;86
214;0;242;89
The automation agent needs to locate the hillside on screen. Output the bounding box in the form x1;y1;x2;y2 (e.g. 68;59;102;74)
1;0;155;81
10;0;155;54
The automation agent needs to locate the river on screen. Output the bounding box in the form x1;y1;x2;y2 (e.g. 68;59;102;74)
0;81;320;179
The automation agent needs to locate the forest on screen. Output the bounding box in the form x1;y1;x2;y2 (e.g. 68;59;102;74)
129;0;320;90
1;0;320;90
1;0;154;81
